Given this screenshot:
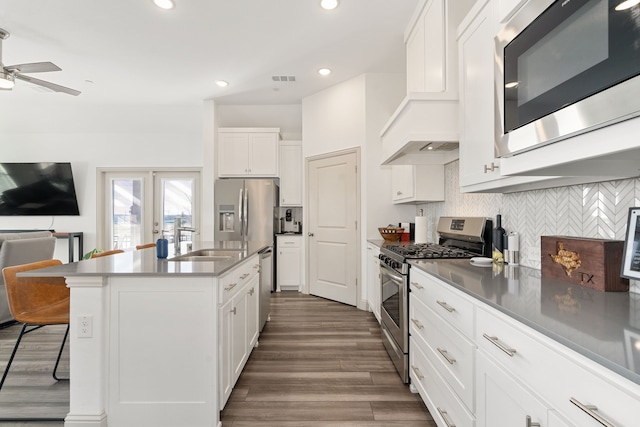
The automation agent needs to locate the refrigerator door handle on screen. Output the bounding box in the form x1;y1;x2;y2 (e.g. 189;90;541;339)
239;187;244;238
244;188;249;238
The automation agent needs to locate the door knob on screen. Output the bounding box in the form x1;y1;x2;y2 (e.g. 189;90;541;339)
308;232;314;237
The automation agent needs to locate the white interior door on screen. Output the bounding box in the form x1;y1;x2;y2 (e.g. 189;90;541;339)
307;150;359;306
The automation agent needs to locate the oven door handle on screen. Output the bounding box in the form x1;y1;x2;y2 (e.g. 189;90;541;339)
380;263;404;284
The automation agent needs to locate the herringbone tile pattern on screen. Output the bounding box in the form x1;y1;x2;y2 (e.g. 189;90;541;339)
419;161;640;292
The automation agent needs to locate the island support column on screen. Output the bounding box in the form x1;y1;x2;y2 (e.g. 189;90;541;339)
64;276;109;427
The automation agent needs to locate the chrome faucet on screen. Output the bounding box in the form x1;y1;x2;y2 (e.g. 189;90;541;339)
173;217;196;255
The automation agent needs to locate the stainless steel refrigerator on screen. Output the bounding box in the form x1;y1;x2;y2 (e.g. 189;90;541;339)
214;178;279;243
214;178;278;331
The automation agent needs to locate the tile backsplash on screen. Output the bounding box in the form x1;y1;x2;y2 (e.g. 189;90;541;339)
417;160;640;293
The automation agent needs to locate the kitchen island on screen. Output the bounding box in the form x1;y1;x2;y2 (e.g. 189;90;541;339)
20;241;269;427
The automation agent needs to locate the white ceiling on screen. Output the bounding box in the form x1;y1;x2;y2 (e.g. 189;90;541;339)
1;0;418;106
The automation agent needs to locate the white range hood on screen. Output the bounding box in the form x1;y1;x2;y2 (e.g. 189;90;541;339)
380;92;460;165
379;0;475;166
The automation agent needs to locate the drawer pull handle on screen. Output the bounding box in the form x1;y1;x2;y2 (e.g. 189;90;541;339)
437;300;456;313
411;318;424;330
437;348;456;365
411;365;425;381
224;282;238;292
570;397;615;427
526;415;540;427
240;273;250;279
248;287;255;296
436;408;456;427
411;281;424;290
483;333;516;357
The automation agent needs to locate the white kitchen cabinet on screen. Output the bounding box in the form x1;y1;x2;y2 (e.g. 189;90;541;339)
218;128;279;177
279;141;303;206
366;243;380;322
391;165;444;204
276;234;302;291
246;275;259;349
218;254;260;408
457;0;501;188
410;267;476;417
406;0;445;93
476;350;549;427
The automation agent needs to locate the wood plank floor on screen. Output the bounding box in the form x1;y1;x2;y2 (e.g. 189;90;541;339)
221;292;435;427
0;323;69;427
0;292;435;426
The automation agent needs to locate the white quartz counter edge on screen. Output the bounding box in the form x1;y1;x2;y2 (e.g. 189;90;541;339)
19;242;271;278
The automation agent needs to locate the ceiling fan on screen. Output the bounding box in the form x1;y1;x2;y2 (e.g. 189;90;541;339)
0;28;80;96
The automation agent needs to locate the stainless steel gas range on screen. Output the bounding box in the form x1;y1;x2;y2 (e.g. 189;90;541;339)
379;216;492;383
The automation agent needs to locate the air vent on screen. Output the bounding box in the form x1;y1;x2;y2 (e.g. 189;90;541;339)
272;76;296;82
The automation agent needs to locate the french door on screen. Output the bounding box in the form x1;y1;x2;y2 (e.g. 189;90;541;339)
99;169;199;251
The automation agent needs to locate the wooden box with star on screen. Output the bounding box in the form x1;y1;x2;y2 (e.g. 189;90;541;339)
541;236;629;292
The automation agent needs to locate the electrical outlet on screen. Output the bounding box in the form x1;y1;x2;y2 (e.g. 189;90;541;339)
78;315;93;338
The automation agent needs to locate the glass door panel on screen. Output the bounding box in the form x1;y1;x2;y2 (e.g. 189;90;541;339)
103;172;150;251
154;172;199;253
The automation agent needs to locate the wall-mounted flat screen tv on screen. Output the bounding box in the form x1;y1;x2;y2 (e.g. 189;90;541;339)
0;162;80;216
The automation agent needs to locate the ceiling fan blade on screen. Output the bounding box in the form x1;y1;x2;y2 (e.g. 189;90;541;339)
4;61;61;73
14;73;80;96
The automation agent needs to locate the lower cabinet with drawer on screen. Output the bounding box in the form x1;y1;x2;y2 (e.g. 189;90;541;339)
219;254;260;408
409;268;477;425
409;265;640;427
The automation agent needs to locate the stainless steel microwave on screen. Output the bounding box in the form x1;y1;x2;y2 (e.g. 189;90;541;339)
494;0;640;158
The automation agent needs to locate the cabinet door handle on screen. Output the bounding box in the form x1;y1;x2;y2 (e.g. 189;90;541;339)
248;287;255;296
411;318;424;330
526;415;540;427
396;191;402;196
569;398;615;427
437;300;456;313
483;333;517;357
436;408;456;427
410;365;424;381
437;348;456;365
484;162;499;173
411;281;424;290
231;307;237;315
240;273;250;279
224;282;238;292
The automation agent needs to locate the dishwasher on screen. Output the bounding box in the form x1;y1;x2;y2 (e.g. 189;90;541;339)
258;247;273;331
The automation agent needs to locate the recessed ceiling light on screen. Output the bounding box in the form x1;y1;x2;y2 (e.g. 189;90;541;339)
318;68;331;76
615;0;640;10
320;0;339;10
216;80;229;87
153;0;175;10
505;81;519;89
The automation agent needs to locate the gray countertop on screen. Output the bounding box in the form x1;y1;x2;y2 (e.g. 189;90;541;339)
20;241;271;278
409;258;640;386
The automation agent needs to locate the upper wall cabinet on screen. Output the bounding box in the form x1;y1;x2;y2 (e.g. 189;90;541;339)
380;0;475;166
218;128;280;178
457;0;640;193
279;141;303;207
391;165;444;204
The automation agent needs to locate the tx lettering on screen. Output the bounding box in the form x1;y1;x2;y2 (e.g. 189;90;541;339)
579;272;595;284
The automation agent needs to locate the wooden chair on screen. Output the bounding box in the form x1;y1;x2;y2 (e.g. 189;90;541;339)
135;243;156;250
91;249;124;258
0;259;69;392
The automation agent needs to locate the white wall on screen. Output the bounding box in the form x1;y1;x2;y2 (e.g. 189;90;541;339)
302;73;416;308
0;102;204;257
216;104;302;140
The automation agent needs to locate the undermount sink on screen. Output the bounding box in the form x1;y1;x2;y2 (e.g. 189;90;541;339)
169;248;245;262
